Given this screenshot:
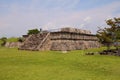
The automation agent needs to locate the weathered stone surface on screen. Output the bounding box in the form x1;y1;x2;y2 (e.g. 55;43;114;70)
50;31;98;41
19;27;101;51
19;32;49;50
61;27;91;34
5;42;22;48
50;40;100;51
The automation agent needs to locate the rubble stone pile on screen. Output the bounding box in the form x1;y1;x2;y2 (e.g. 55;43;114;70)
5;42;22;48
99;49;120;56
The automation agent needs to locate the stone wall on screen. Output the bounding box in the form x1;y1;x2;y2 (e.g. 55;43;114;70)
50;40;100;51
61;27;91;34
19;27;101;51
19;32;48;50
50;32;98;41
36;32;51;51
5;42;22;48
49;30;100;51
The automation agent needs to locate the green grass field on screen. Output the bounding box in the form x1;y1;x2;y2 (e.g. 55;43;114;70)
0;47;120;80
6;37;19;42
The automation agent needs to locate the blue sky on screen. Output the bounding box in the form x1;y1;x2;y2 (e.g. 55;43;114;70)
0;0;120;37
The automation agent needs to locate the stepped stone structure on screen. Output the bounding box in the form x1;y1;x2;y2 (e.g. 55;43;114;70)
19;27;101;51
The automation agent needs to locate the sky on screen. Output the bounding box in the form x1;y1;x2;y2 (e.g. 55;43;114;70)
0;0;120;38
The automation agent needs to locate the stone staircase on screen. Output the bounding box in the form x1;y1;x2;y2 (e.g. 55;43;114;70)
19;32;50;51
36;32;51;50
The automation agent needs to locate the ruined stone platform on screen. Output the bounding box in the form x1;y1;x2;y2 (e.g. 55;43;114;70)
19;27;101;51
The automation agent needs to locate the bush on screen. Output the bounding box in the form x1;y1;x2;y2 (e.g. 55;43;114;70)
18;37;24;42
27;29;40;35
0;37;7;46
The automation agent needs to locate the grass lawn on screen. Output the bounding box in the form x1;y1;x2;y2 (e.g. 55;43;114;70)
0;47;120;80
6;37;19;42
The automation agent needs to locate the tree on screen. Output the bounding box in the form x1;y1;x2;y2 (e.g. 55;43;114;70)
18;37;24;42
106;17;120;39
27;29;40;35
97;17;120;49
106;18;120;49
97;27;113;50
0;37;7;46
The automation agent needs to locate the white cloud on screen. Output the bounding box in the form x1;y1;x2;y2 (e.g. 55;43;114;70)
0;1;120;37
42;22;56;30
80;24;85;28
84;16;91;22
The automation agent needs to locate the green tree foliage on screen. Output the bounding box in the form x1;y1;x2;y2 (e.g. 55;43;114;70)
97;17;120;49
27;29;40;35
18;37;24;42
0;37;7;46
106;17;120;41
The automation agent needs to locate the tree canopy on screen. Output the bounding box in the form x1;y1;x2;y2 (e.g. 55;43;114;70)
27;28;40;35
97;17;120;49
0;37;7;46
